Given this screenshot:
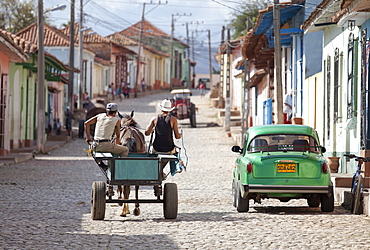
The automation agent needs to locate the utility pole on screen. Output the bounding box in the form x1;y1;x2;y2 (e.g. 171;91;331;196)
273;0;283;124
170;13;191;90
135;1;167;95
207;30;213;92
192;30;195;88
37;0;45;154
225;28;231;132
186;22;191;88
242;59;250;145
135;2;146;98
193;29;213;91
78;0;83;109
68;0;75;111
37;3;66;153
219;26;225;108
170;14;174;90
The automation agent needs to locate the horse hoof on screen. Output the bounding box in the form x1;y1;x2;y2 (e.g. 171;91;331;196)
134;208;140;216
120;213;127;217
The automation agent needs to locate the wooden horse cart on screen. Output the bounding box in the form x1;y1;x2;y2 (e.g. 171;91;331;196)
91;152;179;220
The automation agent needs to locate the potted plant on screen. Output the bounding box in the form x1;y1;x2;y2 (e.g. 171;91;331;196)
327;153;340;173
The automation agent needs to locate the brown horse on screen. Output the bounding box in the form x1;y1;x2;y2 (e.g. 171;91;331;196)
118;111;146;217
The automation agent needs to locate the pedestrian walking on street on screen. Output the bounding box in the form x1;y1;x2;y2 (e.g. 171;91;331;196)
84;103;128;169
65;106;73;136
109;83;115;101
56;118;62;135
141;78;146;92
199;82;205;97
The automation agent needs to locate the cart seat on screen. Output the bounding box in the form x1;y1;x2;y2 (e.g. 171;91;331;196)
93;152;114;159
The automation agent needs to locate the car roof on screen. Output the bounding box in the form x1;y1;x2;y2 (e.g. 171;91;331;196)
247;125;319;141
171;89;192;94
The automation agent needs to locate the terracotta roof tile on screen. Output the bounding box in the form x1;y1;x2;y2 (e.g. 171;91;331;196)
60;23;111;44
0;29;37;54
120;19;170;38
107;32;169;57
107;32;138;46
121;19;188;48
17;22;77;47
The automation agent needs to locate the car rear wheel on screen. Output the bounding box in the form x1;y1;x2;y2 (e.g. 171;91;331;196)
307;197;320;207
236;184;249;212
320;192;334;212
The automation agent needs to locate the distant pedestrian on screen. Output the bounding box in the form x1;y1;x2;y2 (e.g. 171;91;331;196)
181;78;187;88
199;83;205;97
141;78;146;92
116;85;122;101
53;118;58;135
123;85;130;98
109;83;115;101
65;106;73;136
283;92;293;124
56;118;62;135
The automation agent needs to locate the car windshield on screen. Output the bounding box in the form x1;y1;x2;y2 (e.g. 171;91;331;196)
248;134;320;153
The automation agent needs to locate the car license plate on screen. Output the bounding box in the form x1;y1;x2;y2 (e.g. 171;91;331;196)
277;163;296;173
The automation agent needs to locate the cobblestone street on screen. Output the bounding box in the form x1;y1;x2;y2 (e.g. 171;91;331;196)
1;91;370;249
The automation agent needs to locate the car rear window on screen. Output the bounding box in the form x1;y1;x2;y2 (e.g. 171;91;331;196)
248;134;320;153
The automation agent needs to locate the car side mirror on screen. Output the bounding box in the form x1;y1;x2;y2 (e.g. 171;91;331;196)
231;146;243;154
321;146;326;153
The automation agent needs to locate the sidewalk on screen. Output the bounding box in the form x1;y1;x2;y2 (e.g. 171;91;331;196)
0;135;71;166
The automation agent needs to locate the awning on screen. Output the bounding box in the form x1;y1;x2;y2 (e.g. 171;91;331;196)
250;69;267;87
254;2;304;47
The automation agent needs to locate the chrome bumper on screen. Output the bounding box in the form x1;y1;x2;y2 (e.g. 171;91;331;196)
242;184;333;195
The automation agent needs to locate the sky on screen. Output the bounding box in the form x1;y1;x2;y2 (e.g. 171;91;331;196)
43;0;242;74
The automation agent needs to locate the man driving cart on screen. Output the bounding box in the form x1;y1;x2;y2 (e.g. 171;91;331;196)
84;103;128;169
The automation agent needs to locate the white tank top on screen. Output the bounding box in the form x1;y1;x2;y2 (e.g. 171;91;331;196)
94;113;119;140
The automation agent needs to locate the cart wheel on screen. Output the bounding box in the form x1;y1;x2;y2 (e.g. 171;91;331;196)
352;175;363;214
91;181;106;220
236;184;249;212
163;183;178;219
320;191;334;212
190;104;197;128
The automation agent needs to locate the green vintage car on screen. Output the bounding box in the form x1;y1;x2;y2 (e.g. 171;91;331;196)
231;124;334;213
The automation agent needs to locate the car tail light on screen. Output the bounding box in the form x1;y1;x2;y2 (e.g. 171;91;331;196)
247;163;252;173
322;162;328;173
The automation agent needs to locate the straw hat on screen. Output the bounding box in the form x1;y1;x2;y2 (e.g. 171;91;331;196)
160;99;174;112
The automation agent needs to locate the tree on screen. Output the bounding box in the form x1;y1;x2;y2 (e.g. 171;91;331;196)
0;0;36;34
229;0;272;39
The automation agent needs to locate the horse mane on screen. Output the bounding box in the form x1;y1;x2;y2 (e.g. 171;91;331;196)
119;110;146;153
